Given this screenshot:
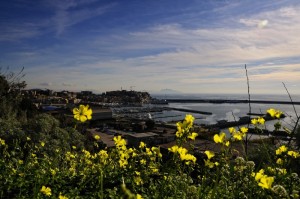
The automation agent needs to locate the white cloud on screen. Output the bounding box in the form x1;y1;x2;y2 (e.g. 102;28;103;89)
257;20;268;28
9;1;300;95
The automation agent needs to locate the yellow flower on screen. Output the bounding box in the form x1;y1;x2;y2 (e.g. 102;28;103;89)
114;136;126;148
136;194;143;199
72;146;77;149
213;132;226;144
253;169;265;181
188;132;198;140
150;166;159;173
0;138;5;146
252;169;274;190
40;142;45;147
151;146;160;155
258;117;265;124
168;145;179;153
139;141;146;149
228;127;248;140
140;159;146;165
287;150;300;158
278;168;287;175
145;148;153;156
134;176;143;185
26;137;31;141
185;114;195;125
182;153;196;164
82;149;91;158
40;186;51;196
251;118;258;125
232;132;243;141
267;108;282;118
225;141;230;147
59;193;68;199
266;167;275;173
230;127;247;141
169;146;196;164
204;159;215;168
229;127;236;134
177;147;188;156
276;145;288;155
50;168;56;175
98;150;108;159
18;160;24;165
204;150;215;160
119;159;128;168
258;176;274;189
176;122;184;138
267;108;276;117
135;171;141;176
73;104;92;122
251;117;265;125
276;158;283;165
94;135;100;140
240;127;248;134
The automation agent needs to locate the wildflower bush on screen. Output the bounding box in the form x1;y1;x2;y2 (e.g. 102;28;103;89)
0;103;300;198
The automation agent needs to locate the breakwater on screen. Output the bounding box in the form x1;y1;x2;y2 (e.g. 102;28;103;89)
166;99;300;105
166;107;212;115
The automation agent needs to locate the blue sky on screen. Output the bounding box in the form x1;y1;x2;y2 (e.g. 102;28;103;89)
1;0;300;95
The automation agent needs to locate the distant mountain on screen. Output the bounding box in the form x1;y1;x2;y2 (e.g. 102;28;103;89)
150;89;182;98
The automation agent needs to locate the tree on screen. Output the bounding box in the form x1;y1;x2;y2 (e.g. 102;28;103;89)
0;67;27;118
0;75;10;97
0;67;26;100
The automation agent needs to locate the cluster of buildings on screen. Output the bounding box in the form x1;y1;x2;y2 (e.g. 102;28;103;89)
20;88;180;149
21;89;152;107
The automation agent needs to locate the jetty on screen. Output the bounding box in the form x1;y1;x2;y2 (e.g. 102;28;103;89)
166;107;212;115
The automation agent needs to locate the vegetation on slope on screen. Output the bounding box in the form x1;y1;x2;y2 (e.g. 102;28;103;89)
0;71;300;198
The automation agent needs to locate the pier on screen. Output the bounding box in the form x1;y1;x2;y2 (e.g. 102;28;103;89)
166;107;212;115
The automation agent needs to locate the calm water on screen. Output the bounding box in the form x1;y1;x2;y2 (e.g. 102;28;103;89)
150;94;300;130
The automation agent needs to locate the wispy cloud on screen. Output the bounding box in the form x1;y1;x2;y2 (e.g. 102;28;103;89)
0;0;116;42
2;0;300;94
0;23;41;42
48;0;116;35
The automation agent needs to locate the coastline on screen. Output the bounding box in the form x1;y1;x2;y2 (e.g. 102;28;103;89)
165;99;300;105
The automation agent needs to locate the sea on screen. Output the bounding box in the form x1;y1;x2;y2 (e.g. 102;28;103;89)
149;93;300;131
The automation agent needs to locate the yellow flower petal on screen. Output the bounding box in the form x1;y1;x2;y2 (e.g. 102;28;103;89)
205;150;215;159
80;115;87;122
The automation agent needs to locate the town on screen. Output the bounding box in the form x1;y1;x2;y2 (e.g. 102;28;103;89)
19;88;292;154
19;88;229;154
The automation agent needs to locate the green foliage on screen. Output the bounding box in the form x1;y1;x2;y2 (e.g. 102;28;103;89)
0;75;9;97
25;113;86;155
0;72;300;198
1;110;300;198
0;68;37;120
296;125;300;149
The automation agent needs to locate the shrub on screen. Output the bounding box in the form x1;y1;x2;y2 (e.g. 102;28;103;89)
0;106;300;198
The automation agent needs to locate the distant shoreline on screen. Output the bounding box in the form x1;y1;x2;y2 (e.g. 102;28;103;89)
165;99;300;105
